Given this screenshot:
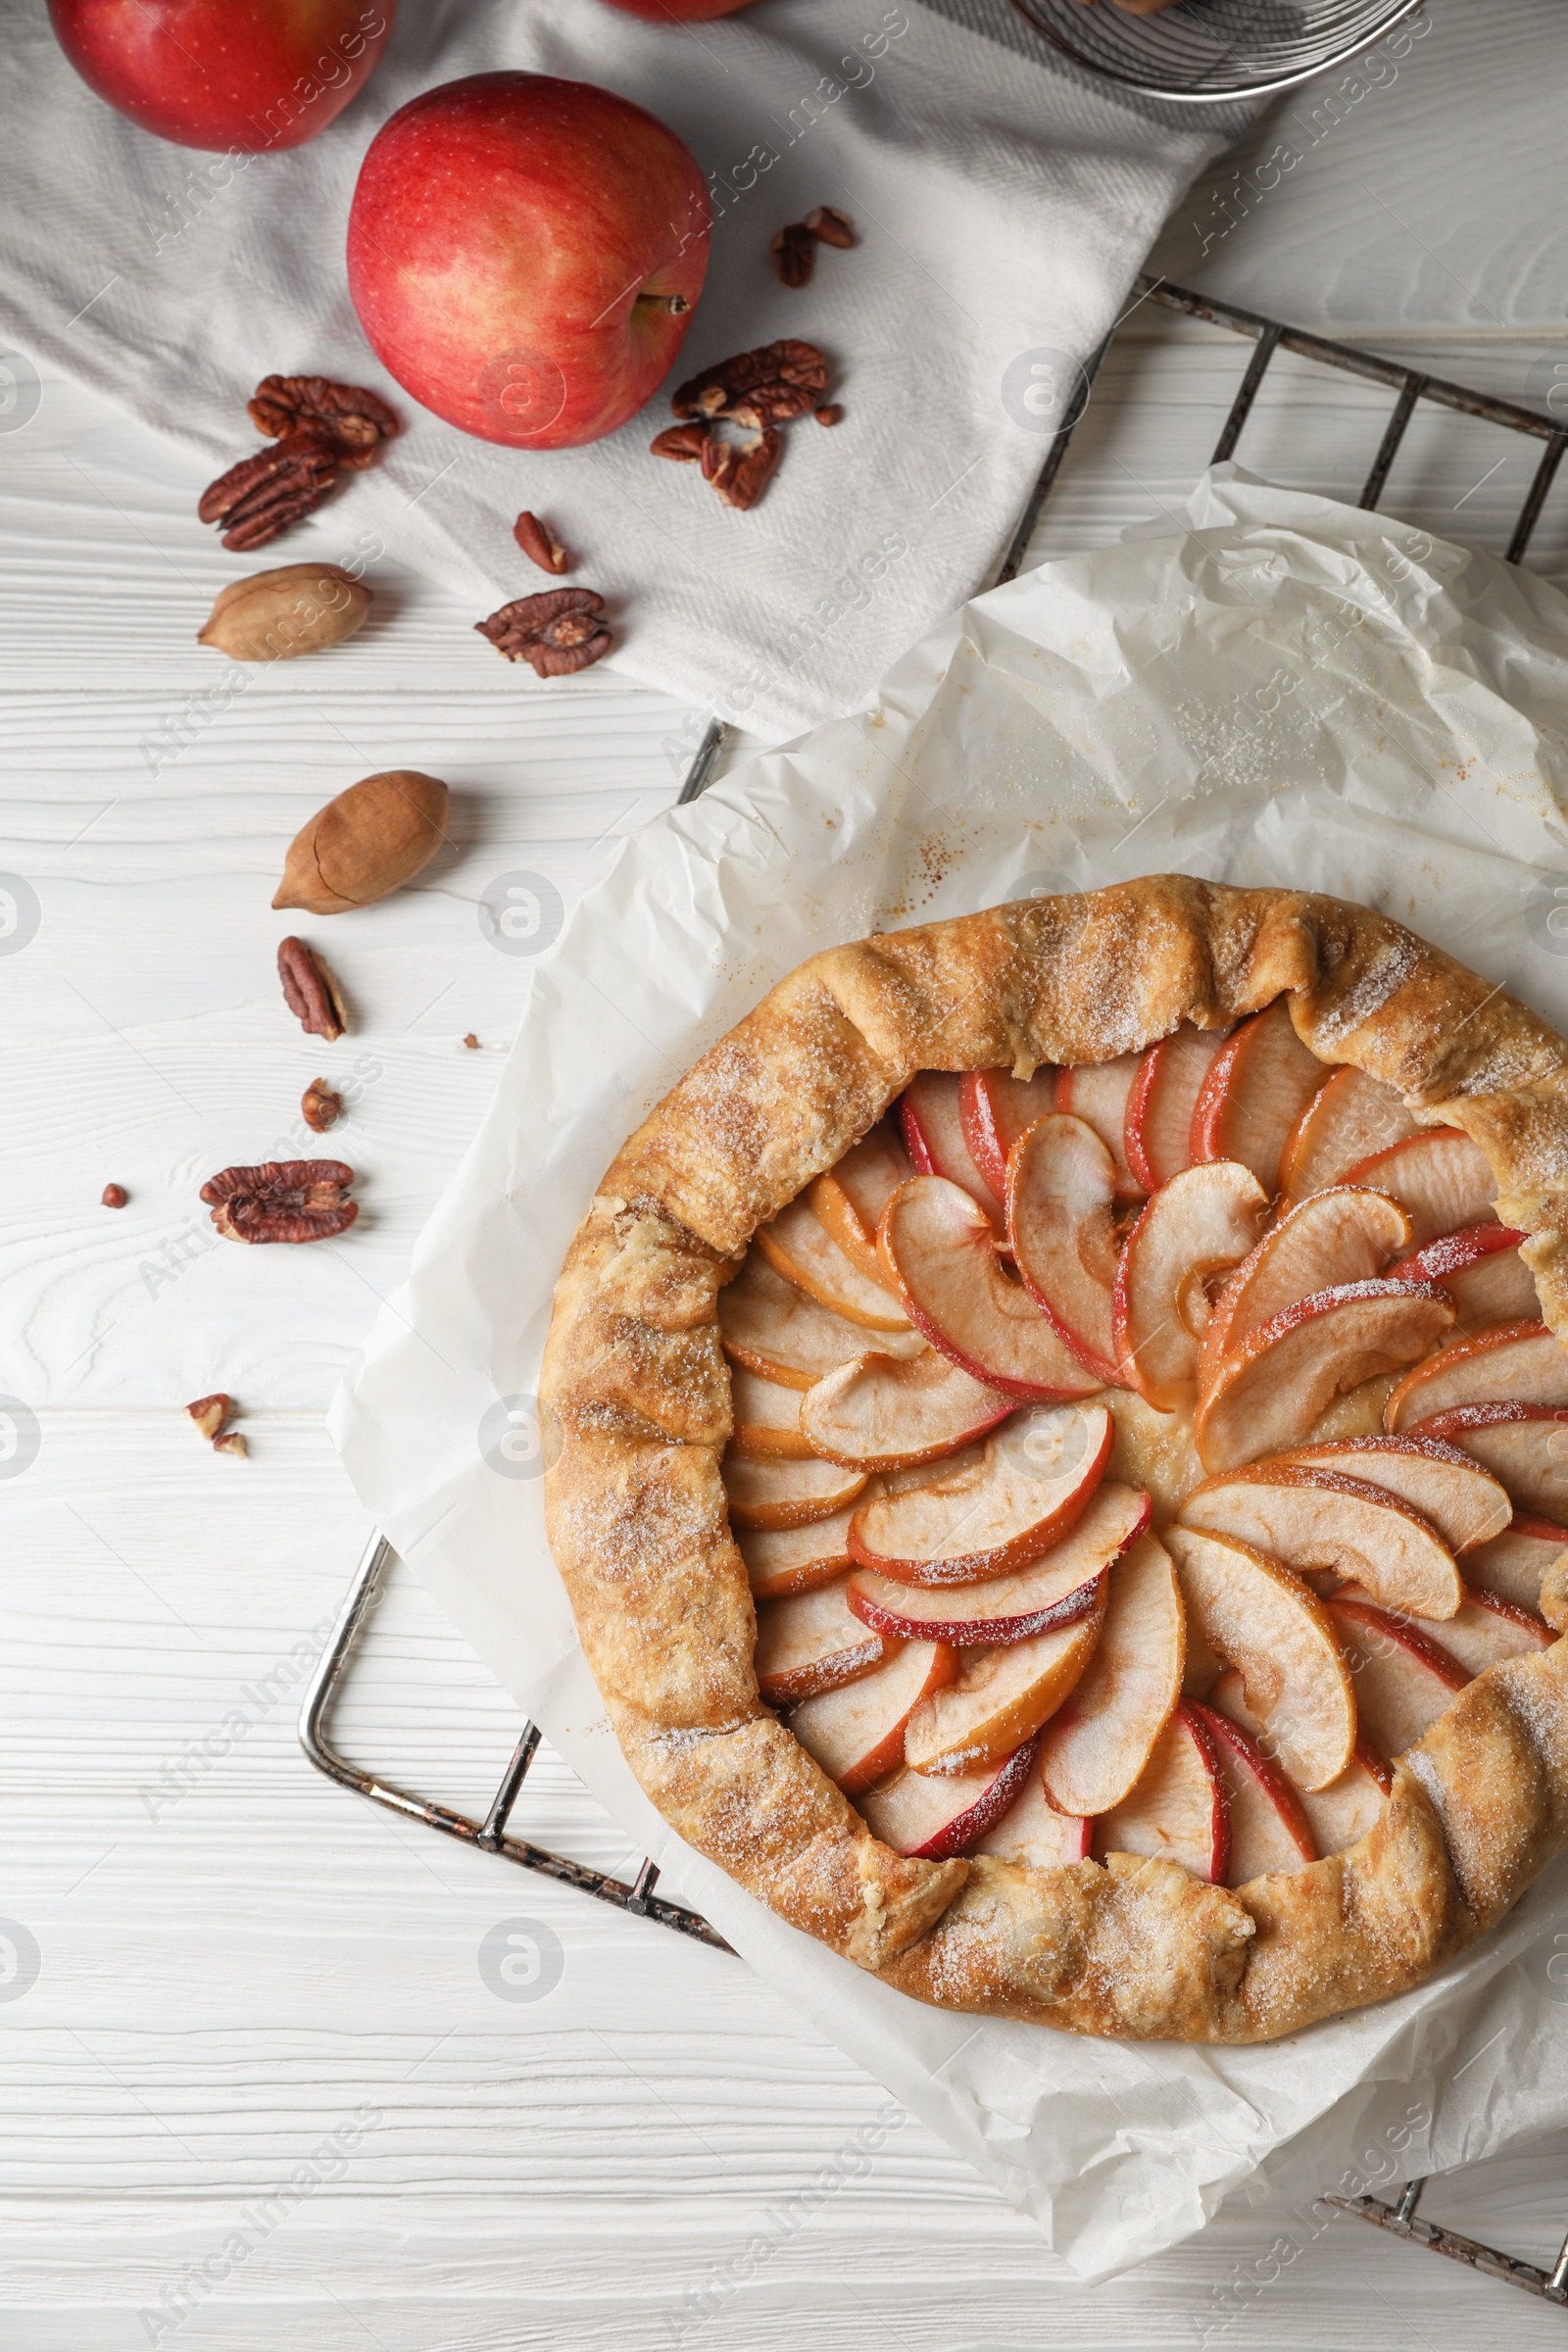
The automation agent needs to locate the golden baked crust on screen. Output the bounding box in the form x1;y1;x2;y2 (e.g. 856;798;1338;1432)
540;878;1568;2040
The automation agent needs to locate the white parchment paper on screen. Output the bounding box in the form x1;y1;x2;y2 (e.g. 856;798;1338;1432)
330;466;1568;2280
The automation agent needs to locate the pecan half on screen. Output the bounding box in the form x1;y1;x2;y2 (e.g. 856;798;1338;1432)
200;1159;358;1245
514;511;569;574
198;435;338;551
101;1182;127;1208
770;223;815;289
701;427;783;513
249;374;399;470
806;206;856;249
277;937;346;1043
671;341;828;429
301;1077;342;1133
185;1393;231;1440
650;422;710;463
475;589;612;678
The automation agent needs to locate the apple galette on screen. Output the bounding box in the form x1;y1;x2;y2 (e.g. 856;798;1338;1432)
541;879;1568;2041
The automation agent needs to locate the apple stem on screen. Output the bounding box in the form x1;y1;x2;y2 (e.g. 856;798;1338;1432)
636;291;690;316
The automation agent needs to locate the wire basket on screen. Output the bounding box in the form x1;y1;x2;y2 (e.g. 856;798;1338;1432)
1008;0;1425;100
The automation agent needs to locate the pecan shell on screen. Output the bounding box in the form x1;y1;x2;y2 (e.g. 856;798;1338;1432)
475;589;612;679
301;1077;342;1133
701;427;783;513
277;937;346;1042
671;341;827;428
249;374;399;469
200;1159;358;1245
198;435;338;551
650;423;710;463
770;223;815;289
514;511;569;574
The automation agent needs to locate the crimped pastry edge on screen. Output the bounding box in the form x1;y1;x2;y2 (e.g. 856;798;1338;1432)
540;877;1568;2040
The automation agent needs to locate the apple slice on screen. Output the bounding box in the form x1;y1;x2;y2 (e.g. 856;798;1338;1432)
1298;1745;1393;1857
1189;1001;1327;1195
789;1640;956;1795
808;1119;916;1286
739;1499;858;1598
849;1479;1148;1637
1163;1525;1356;1788
729;1367;812;1461
959;1066;1056;1200
798;1348;1013;1472
903;1585;1107;1773
1094;1701;1229;1883
1208;1666;1390;1858
1188;1702;1316;1884
1037;1531;1185;1815
1463;1513;1568;1613
1266;1436;1509;1554
1195;1280;1455;1473
1124;1022;1233;1193
1389;1224;1536;1333
1054;1053;1144;1200
844;1400;1116;1585
879;1176;1105;1399
1339;1128;1496;1247
754;1195;910;1332
1385;1318;1568;1429
858;1739;1041;1861
1334;1580;1552;1676
1278;1065;1416;1201
1112;1161;1267;1409
754;1573;886;1704
1200;1187;1413;1377
1325;1593;1470;1756
723;1448;868;1532
899;1072;1003;1222
1005;1114;1122;1382
1179;1464;1462;1619
973;1753;1093;1868
1405;1402;1568;1520
718;1251;923;1389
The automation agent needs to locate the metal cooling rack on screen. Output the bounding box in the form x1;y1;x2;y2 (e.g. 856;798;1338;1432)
1008;0;1426;104
302;277;1568;2300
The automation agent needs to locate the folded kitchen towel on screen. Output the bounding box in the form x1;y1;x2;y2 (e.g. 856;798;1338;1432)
4;0;1246;736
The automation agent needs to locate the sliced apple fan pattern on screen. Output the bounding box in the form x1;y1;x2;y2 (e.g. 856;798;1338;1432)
720;1002;1566;1882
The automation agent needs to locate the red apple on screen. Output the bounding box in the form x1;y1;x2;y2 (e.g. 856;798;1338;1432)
49;0;394;151
347;73;710;449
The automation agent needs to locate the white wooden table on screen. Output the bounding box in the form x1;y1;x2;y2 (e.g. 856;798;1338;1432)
6;2;1568;2342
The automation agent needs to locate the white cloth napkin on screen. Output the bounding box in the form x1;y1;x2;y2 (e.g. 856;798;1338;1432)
4;0;1242;735
328;469;1568;2280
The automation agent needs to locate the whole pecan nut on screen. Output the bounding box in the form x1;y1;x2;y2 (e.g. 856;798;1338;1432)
701;428;783;513
514;511;569;574
277;936;346;1042
200;1159;358;1245
198;434;339;552
650;422;710;463
805;205;856;249
671;341;828;429
475;589;612;679
249;374;399;470
770;223;815;289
